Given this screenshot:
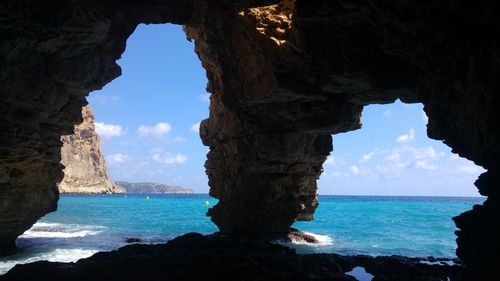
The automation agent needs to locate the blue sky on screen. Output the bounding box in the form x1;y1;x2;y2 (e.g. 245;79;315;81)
88;24;484;196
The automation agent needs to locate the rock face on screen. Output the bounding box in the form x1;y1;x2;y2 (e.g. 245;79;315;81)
185;0;500;272
116;181;193;194
59;105;124;194
0;0;499;274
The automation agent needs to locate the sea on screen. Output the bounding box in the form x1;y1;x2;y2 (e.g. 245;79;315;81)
0;194;485;275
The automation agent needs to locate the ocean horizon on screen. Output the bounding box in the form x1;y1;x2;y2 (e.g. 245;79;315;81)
0;194;485;275
55;193;486;198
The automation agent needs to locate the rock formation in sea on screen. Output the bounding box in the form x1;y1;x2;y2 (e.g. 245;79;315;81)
0;0;499;276
116;181;194;194
58;105;124;194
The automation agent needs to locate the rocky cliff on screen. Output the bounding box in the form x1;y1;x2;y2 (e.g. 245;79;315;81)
58;105;124;194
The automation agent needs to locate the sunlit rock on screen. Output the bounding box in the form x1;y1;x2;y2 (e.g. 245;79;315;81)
58;105;124;194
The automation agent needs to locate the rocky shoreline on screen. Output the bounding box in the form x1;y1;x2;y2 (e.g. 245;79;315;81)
1;232;494;281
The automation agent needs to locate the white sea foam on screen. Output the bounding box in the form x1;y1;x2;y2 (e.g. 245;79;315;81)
274;232;334;247
30;222;59;228
0;248;97;275
21;229;102;238
289;232;334;246
20;222;104;239
420;260;456;266
301;232;334;246
45;248;98;262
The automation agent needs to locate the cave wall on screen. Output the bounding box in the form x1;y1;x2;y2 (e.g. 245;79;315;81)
0;0;499;271
186;0;500;269
0;0;198;250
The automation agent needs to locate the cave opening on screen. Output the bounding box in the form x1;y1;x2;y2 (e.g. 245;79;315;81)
86;23;209;190
1;0;499;278
291;100;485;258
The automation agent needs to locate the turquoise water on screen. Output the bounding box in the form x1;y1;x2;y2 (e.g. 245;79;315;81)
0;194;484;274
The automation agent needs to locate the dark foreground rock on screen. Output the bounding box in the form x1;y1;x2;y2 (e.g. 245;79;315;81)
124;237;143;244
1;233;494;281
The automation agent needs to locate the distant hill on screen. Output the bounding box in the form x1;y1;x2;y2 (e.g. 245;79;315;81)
116;181;194;194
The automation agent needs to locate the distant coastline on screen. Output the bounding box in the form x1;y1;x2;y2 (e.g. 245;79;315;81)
115;181;194;194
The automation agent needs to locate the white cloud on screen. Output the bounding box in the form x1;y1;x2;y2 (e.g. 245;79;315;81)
190;122;201;133
347;165;372;176
386;151;401;162
396;128;415;143
422;111;429;123
199;93;210;103
414;146;443;159
152;150;187;165
95;122;125;138
415;160;438;170
106;153;129;163
324;156;336;165
378;145;444;174
316;101;486;196
359;152;375;163
349;165;360;174
138;122;172;142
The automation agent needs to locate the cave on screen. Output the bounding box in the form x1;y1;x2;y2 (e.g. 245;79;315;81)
0;0;499;279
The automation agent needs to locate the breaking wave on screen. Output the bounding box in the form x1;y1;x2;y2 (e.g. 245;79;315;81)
20;222;104;239
273;231;334;248
289;232;334;246
0;248;97;275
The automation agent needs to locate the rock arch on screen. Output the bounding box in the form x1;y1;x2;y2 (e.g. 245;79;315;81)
0;0;498;271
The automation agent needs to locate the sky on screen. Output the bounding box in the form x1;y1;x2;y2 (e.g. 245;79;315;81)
88;24;484;196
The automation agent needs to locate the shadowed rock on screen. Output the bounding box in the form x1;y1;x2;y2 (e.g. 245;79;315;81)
0;233;494;281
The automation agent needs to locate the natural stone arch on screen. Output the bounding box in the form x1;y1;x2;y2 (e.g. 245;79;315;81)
0;0;498;273
186;0;499;270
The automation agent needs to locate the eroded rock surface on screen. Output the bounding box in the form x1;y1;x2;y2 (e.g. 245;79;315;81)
0;0;197;250
58;105;123;194
186;0;500;270
0;0;499;274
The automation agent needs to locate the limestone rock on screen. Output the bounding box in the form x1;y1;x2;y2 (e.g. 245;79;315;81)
58;105;124;194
